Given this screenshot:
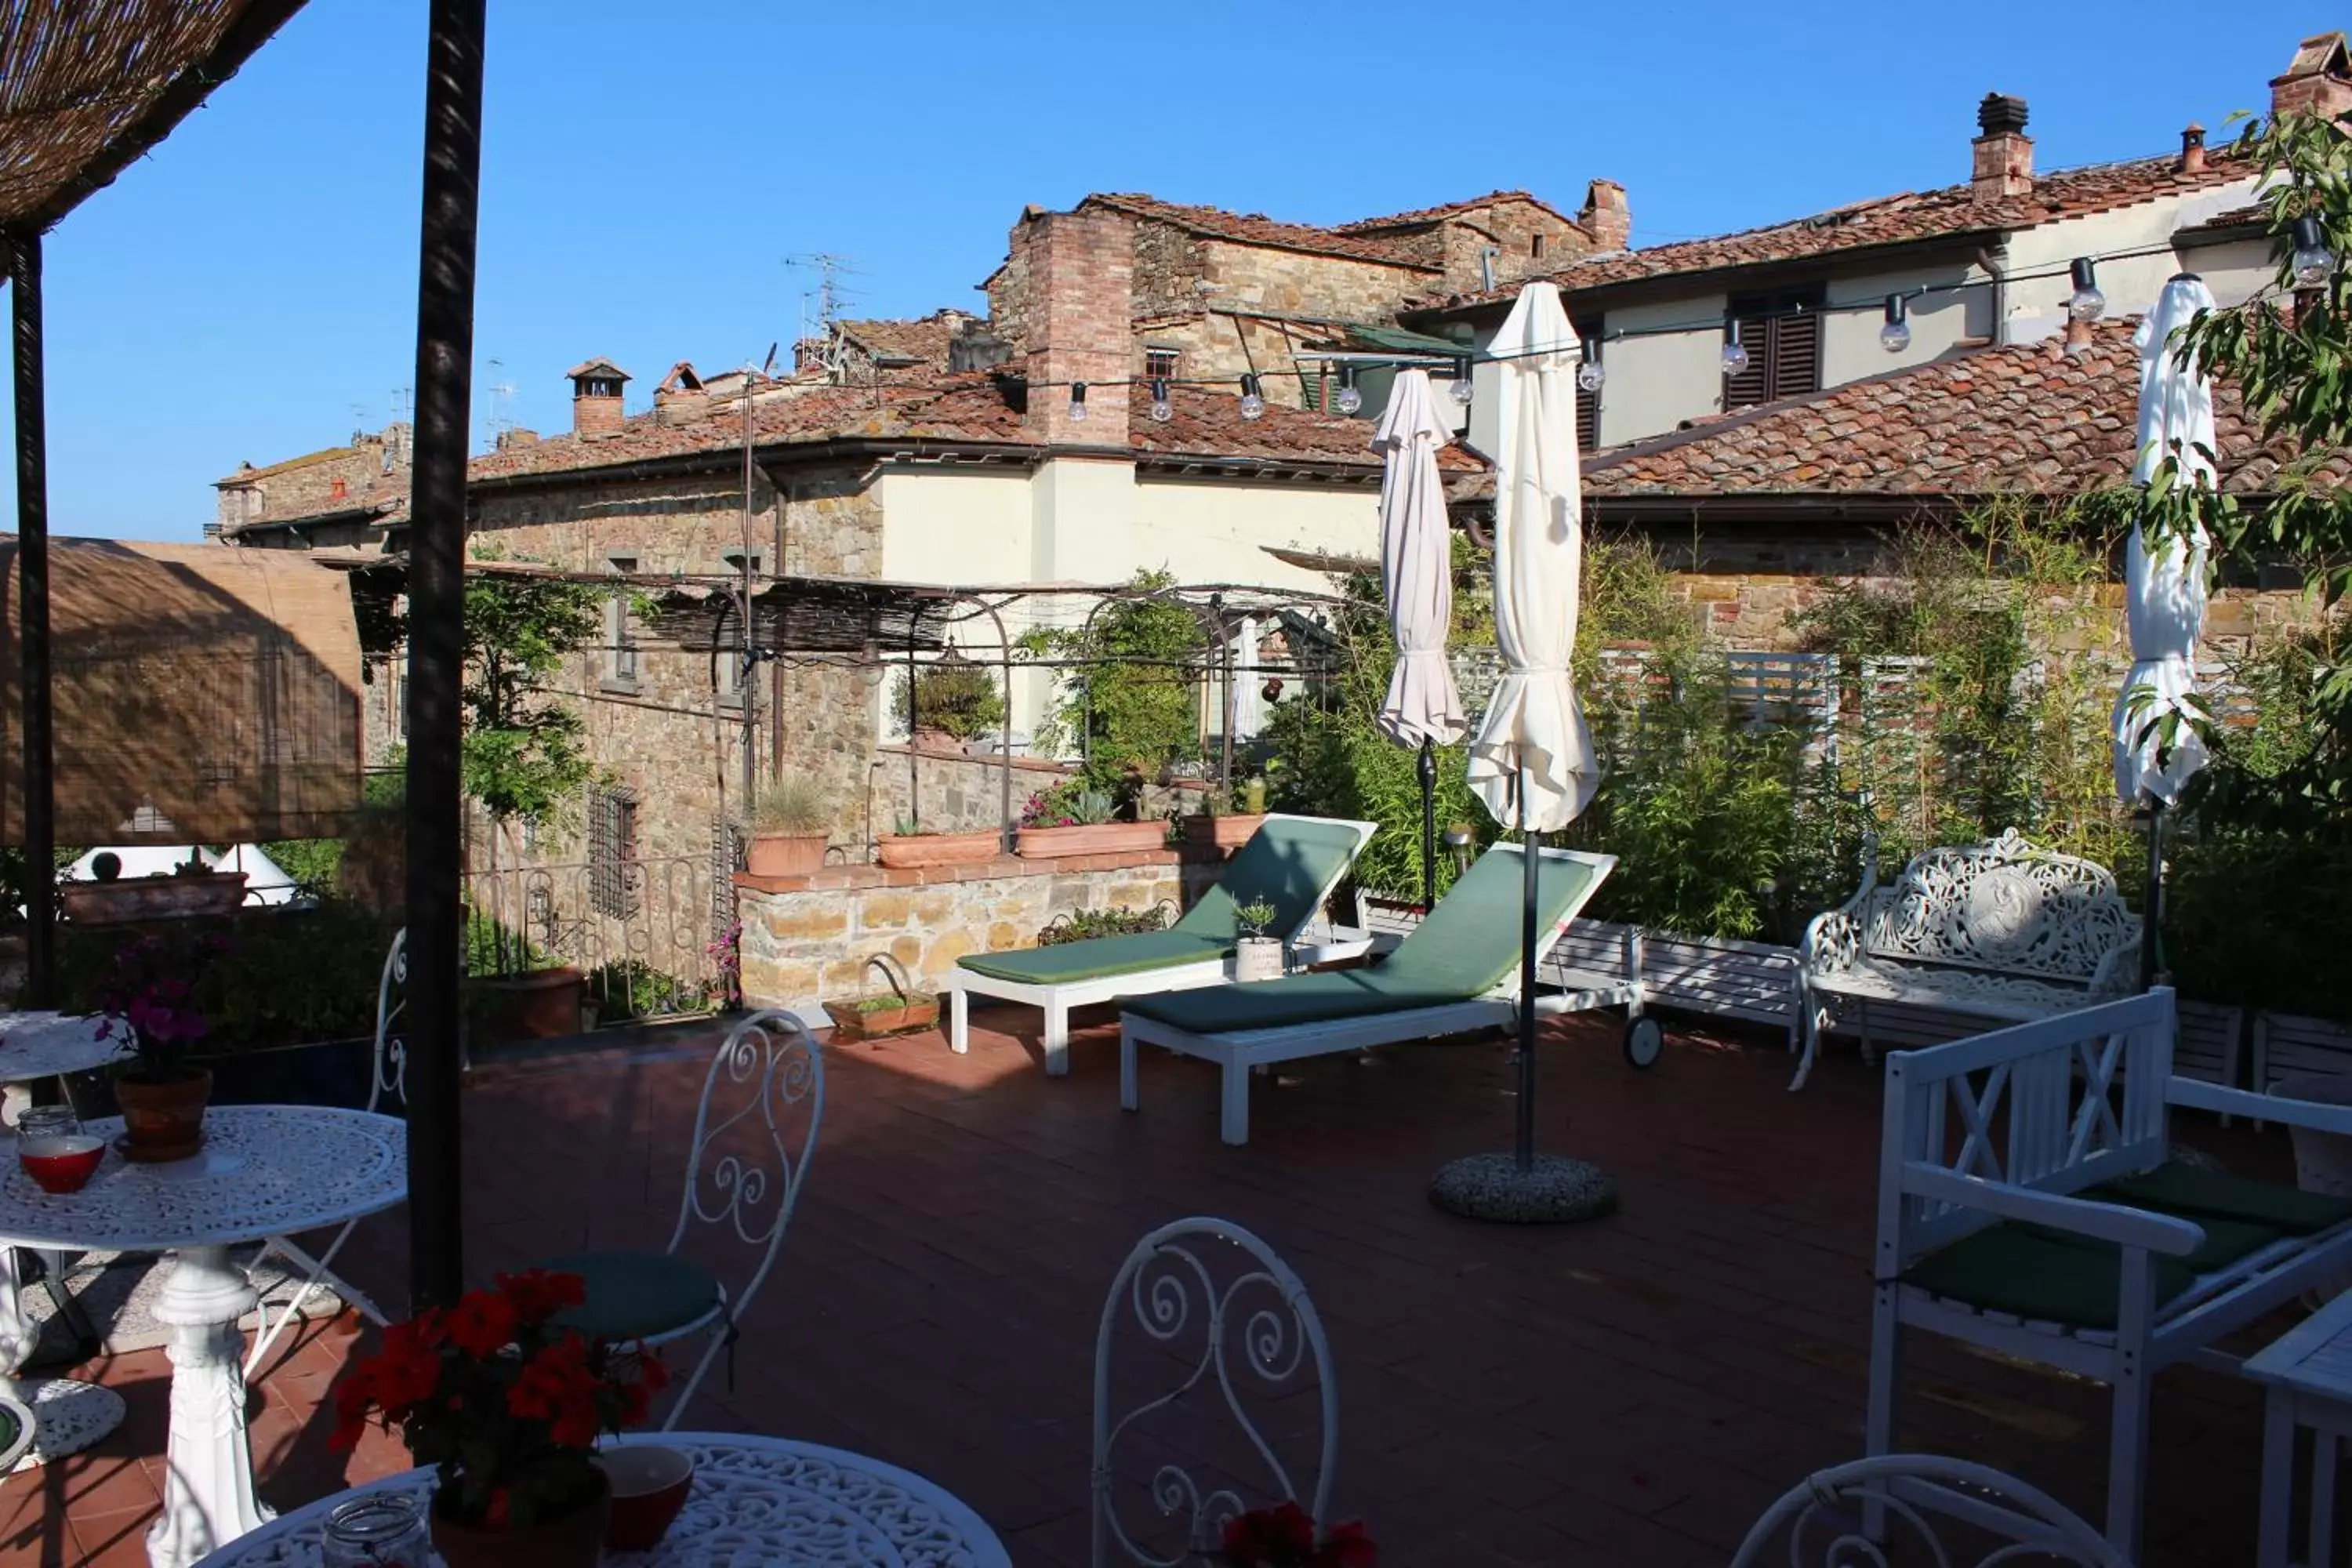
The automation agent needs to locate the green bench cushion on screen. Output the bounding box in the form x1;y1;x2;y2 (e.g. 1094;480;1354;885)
2091;1160;2352;1237
1901;1212;2284;1330
546;1250;723;1343
1123;848;1601;1036
956;929;1230;985
1171;817;1369;943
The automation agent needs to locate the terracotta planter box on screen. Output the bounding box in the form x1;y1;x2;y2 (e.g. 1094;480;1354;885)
60;872;248;924
876;830;1003;869
468;966;586;1041
746;831;829;878
1016;821;1165;858
822;996;940;1040
1181;813;1267;851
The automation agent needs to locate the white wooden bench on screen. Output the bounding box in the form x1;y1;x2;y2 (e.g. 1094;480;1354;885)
1870;989;2352;1559
1792;827;2140;1091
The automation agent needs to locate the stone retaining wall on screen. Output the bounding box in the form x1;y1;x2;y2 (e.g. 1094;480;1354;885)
735;847;1219;1014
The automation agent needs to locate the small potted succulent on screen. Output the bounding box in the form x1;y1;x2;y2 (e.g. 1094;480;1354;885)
1016;783;1167;858
95;930;231;1162
745;775;832;878
1232;896;1284;983
874;815;1005;869
1212;1503;1375;1566
1183;775;1269;851
330;1269;671;1568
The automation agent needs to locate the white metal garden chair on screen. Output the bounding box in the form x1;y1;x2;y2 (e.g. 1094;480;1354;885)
245;926;407;1374
545;1007;822;1429
1092;1218;1337;1567
1731;1454;2131;1567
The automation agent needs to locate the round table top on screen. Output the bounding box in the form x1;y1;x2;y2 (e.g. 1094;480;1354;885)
191;1432;1012;1567
0;1105;405;1254
0;1012;125;1085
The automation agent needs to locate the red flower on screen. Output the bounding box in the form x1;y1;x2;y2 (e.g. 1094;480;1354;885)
443;1288;519;1358
1313;1522;1377;1568
495;1269;586;1323
1224;1503;1317;1564
507;1333;596;1428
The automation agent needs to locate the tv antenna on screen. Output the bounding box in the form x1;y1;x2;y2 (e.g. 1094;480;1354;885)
785;252;863;380
485;358;517;447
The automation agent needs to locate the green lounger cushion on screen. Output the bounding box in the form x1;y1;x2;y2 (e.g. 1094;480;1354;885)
956;929;1232;985
1901;1213;2283;1330
1123;848;1600;1036
2090;1160;2352;1237
1171;816;1370;943
546;1250;723;1342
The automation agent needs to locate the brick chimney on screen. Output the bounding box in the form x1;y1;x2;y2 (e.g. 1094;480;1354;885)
1972;94;2033;200
566;358;630;438
2271;32;2352;125
653;361;710;427
1014;209;1133;447
1577;179;1631;252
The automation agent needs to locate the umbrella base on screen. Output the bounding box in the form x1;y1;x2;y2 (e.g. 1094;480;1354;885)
1429;1152;1617;1225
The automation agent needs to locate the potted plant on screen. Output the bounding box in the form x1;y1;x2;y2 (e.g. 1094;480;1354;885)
60;851;249;925
819;956;939;1040
1213;1503;1375;1567
94;930;230;1162
874;816;1004;869
330;1268;670;1568
745;775;832;877
1232;897;1283;983
895;658;1005;753
1016;784;1167;858
1182;776;1269;851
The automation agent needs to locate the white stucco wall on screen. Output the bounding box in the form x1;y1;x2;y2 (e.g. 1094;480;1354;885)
2181;234;2278;307
2000;176;2260;346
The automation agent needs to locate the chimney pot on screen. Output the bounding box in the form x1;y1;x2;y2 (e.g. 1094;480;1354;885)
568;358;631;438
1576;178;1631;253
2180;123;2207;172
1971;93;2034;200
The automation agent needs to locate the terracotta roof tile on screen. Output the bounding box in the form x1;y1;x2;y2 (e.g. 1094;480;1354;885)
1080;194;1435;270
836;314;960;370
1126;384;1483;471
1437;148;2256;306
1580;320;2347;501
1335;191;1575;233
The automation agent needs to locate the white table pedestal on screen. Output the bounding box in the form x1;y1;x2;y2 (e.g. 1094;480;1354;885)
0;1234;122;1471
147;1246;270;1568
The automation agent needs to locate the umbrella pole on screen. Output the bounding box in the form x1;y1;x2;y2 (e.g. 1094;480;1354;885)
1417;739;1438;913
1517;785;1538;1173
2140;798;2164;992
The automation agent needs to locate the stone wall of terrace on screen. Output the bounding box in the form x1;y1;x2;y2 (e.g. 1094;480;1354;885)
735;846;1221;1014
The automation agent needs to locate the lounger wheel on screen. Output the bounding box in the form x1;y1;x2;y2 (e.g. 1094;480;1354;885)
1623;1016;1664;1069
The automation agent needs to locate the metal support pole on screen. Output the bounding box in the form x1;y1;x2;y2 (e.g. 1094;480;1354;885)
905;630;918;831
1417;738;1438;914
1517;782;1539;1173
2140;799;2163;992
402;0;486;1312
8;233;55;1008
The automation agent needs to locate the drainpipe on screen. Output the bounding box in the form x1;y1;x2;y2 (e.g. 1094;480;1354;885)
1975;245;2011;346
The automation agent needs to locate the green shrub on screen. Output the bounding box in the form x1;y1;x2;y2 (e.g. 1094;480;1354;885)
1037;906;1169;946
583;959;697;1021
751;775;829;834
894;659;1006;741
1022;569;1206;786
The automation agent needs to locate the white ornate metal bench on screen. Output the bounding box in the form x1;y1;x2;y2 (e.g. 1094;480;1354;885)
1791;827;2140;1091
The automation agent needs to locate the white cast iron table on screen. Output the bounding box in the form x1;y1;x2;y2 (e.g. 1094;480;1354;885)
0;1105;406;1568
188;1432;1013;1567
2248;1287;2352;1567
0;1011;131;1469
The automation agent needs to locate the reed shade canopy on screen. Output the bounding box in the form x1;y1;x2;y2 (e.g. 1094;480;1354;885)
0;0;311;236
0;538;362;843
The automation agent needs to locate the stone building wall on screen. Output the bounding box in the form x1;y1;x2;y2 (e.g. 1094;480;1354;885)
215;424;410;534
735;847;1192;1011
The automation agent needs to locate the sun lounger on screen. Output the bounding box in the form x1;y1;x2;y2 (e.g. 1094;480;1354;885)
945;812;1377;1076
1118;844;1621;1144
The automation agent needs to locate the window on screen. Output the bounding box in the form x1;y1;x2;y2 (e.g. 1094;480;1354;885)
604;553;640;690
395;672;410;740
1143;347;1180;381
588;786;639;918
1531;233;1547;260
1723;286;1824;410
1573;315;1602;452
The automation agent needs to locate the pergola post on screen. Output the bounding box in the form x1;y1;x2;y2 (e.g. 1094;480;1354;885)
7;231;56;1009
403;0;488;1312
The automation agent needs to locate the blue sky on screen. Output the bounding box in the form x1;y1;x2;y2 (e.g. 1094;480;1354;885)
0;0;2330;540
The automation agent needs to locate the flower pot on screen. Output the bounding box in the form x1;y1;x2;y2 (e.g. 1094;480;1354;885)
875;830;1002;869
746;830;829;878
1015;821;1166;858
822;996;941;1040
60;872;247;925
114;1067;212;1163
1234;937;1285;984
468;967;586;1043
430;1474;612;1568
1181;813;1267;851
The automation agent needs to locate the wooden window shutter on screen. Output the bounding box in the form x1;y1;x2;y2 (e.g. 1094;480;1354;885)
1724;289;1824;410
1724;299;1770;409
1770;303;1821;401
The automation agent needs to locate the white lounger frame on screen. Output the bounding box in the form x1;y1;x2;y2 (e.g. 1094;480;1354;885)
946;814;1377;1076
1118;847;1624;1144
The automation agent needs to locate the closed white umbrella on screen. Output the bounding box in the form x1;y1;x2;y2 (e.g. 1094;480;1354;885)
2113;274;2216;806
1374;368;1468;909
1466;282;1598;833
2114;273;2217;992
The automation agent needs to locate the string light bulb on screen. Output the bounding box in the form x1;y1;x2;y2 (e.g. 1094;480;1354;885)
1066;381;1087;423
1335;364;1363;416
1576;339;1605;392
1238;373;1265;421
1149;378;1173;423
1879;294;1911;354
1721;321;1749;376
2293;214;2337;288
2067;257;2105;322
1450;355;1475;406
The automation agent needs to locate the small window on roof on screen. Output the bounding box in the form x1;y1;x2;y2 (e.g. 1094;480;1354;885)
1143;347;1180;380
